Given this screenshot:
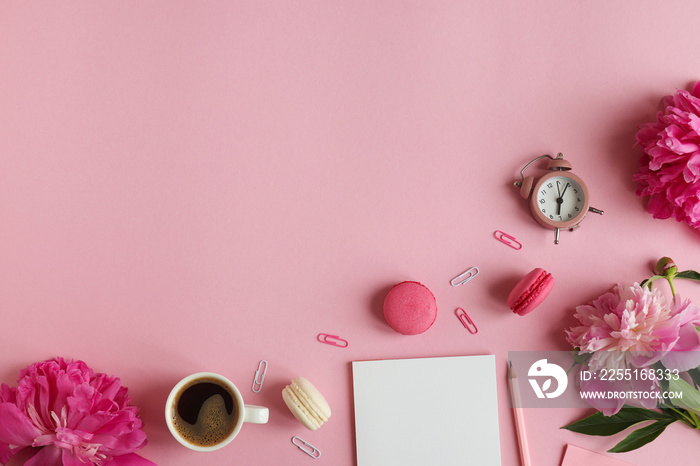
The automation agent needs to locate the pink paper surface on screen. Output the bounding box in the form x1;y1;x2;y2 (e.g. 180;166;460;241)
561;444;635;466
2;2;700;465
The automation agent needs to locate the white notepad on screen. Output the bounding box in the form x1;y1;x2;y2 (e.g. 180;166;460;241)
352;355;501;465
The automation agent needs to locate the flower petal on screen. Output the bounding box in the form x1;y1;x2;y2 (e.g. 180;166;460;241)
661;350;700;372
62;448;91;466
92;428;147;456
625;375;661;410
0;443;16;464
24;445;62;466
579;372;626;416
0;403;41;447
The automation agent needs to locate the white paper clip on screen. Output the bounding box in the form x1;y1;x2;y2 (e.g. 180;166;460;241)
317;333;348;348
450;266;479;286
455;308;478;334
494;230;522;250
292;436;321;459
251;360;268;393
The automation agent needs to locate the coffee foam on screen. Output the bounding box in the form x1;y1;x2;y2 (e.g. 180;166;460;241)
171;378;239;448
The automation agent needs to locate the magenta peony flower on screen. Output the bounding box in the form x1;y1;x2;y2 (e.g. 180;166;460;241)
0;358;155;466
634;82;700;230
566;283;700;415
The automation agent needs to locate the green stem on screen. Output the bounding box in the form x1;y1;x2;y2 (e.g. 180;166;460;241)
642;275;663;291
663;404;699;428
667;277;676;298
688;410;700;429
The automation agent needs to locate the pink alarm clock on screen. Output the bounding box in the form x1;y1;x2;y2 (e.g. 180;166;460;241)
514;153;604;244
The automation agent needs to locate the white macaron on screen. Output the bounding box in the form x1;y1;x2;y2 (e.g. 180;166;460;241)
282;377;331;430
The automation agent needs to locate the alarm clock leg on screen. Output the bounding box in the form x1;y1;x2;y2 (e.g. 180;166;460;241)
554;228;561;245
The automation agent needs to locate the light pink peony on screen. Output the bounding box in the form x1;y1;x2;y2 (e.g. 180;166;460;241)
566;283;700;415
634;82;700;230
567;283;700;371
0;358;154;466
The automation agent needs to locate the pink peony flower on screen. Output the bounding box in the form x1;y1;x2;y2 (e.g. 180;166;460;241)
567;283;700;371
566;283;700;415
0;358;155;466
634;81;700;230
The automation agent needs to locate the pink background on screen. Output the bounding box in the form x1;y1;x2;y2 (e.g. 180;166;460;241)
2;1;700;465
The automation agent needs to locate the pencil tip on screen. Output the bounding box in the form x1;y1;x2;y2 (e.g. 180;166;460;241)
508;360;516;379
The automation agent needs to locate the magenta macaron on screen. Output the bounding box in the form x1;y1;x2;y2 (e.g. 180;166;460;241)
383;281;437;335
507;268;554;316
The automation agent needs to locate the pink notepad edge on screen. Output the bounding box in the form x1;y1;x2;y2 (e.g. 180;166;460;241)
561;444;635;466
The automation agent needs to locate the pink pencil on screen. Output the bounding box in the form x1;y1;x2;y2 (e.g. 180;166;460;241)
508;361;532;466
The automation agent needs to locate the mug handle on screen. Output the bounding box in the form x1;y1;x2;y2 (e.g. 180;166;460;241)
243;404;269;424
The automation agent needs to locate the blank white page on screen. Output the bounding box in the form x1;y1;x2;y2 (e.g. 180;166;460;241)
352;355;501;466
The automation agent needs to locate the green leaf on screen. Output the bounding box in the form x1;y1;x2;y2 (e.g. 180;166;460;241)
688;367;700;389
676;270;700;282
562;406;672;436
641;275;663;290
657;405;676;416
652;362;670;394
667;376;700;414
607;420;675;453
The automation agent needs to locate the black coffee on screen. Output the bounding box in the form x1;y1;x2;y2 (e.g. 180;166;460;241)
171;377;239;447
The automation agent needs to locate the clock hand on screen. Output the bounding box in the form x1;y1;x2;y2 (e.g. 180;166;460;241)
556;181;563;215
556;182;570;216
561;183;570;197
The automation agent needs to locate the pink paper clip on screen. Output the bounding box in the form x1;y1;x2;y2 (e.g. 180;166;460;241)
494;230;522;250
317;333;349;348
455;308;478;334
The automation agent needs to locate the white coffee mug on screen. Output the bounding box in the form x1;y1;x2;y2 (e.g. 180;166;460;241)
165;372;269;451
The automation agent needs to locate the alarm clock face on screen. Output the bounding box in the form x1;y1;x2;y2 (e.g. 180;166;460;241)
530;173;590;229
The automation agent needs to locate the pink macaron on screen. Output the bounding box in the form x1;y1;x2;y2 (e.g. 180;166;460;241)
383;281;437;335
507;268;554;316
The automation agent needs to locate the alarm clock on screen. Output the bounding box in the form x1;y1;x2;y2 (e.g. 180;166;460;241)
514;153;603;244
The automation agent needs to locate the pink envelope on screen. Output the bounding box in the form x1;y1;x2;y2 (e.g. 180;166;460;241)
561;444;635;466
